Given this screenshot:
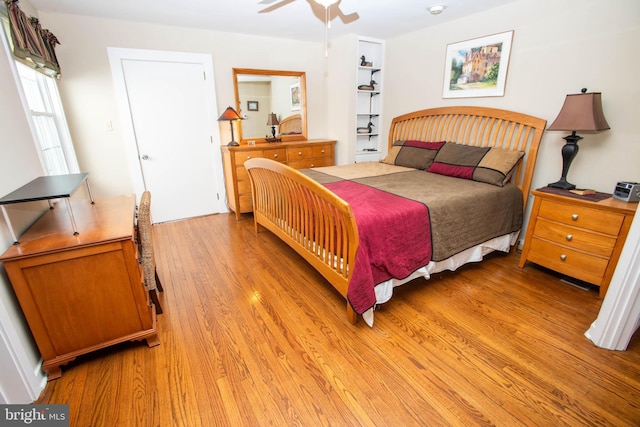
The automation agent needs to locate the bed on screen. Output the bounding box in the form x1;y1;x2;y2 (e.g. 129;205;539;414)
245;106;546;326
278;113;302;135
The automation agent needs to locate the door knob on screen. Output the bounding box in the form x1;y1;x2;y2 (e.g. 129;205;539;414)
141;154;149;160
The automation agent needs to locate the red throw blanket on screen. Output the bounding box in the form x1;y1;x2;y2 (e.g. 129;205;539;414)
324;181;432;314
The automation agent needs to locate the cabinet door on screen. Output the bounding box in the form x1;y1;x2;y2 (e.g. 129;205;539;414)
6;241;150;357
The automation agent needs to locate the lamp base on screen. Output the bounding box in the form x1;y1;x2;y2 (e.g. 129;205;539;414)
548;178;576;190
227;141;239;146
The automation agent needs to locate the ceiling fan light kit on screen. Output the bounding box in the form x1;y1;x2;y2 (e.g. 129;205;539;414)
315;0;339;7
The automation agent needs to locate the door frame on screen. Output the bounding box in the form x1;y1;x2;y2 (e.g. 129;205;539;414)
107;47;227;215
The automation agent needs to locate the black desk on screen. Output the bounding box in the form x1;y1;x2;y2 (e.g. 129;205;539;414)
0;173;94;244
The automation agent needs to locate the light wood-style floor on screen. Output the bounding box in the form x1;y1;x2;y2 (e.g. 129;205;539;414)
38;213;640;426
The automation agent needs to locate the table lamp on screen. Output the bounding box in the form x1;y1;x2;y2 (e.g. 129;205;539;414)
217;106;242;146
547;88;610;190
267;113;279;139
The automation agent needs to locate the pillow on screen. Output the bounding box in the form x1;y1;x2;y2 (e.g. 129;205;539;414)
381;140;446;169
427;143;524;186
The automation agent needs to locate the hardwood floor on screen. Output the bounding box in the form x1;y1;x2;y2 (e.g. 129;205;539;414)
37;212;640;426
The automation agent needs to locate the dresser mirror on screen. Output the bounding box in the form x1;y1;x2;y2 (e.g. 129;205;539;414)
233;68;307;143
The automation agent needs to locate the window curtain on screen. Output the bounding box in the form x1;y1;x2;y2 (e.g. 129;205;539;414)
4;0;60;78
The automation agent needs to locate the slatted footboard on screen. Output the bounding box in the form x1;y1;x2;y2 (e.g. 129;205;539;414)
245;158;360;324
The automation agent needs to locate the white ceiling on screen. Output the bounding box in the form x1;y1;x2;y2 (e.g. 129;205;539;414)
27;0;520;42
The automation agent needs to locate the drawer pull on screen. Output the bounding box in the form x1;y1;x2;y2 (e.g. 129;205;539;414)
321;149;325;154
310;164;315;168
273;154;278;158
247;156;252;160
565;234;573;241
560;254;567;261
298;151;303;156
571;214;579;221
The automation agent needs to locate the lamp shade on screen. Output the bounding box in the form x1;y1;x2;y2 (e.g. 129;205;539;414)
547;92;610;132
266;113;279;126
217;106;242;121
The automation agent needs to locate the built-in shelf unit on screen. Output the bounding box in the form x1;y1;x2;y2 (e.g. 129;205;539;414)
355;36;384;163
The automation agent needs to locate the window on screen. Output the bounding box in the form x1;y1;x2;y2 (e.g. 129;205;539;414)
15;62;79;176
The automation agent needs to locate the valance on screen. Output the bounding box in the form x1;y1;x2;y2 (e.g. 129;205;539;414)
4;0;60;77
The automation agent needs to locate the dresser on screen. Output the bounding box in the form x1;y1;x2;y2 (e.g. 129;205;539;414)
0;195;159;380
221;139;336;219
519;189;637;297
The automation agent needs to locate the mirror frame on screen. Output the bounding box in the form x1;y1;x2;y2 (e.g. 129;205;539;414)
233;68;307;144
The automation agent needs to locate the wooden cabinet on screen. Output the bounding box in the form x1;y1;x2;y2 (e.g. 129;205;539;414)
519;189;637;297
221;139;336;219
0;195;159;380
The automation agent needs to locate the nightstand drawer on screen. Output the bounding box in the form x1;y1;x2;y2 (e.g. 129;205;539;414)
533;218;617;258
538;199;624;235
528;238;609;284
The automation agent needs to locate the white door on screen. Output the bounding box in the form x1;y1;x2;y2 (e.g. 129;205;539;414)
108;49;226;223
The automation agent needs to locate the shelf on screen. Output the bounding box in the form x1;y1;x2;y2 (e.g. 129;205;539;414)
358;66;381;74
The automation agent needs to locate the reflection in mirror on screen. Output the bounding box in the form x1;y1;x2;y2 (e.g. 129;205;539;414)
233;68;307;143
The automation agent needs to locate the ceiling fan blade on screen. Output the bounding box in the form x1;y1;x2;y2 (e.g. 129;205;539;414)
258;0;297;13
336;9;359;24
306;0;359;25
258;0;277;3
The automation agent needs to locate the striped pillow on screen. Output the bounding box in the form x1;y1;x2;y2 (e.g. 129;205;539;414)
381;140;446;169
427;143;524;186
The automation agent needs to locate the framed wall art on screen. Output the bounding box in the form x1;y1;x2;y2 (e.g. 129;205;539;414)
290;83;301;111
247;101;259;111
442;30;514;99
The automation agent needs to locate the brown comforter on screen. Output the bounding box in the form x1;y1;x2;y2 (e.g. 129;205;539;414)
302;163;523;262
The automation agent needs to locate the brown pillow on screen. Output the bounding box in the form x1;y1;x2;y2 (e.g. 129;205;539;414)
381;140;446;169
427;143;524;186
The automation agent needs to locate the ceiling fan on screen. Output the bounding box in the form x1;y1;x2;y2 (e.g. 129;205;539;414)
258;0;359;26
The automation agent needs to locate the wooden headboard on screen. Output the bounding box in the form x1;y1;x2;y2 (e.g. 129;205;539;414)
279;114;302;135
389;106;547;209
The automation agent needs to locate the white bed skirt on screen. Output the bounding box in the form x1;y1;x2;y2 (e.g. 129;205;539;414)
361;231;519;327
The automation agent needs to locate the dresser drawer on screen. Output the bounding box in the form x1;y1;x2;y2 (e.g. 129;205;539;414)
235;150;265;165
312;144;332;158
288;157;333;169
538;199;624;235
263;148;287;162
287;146;313;160
527;238;609;284
238;194;253;212
533;218;617;258
237;178;252;195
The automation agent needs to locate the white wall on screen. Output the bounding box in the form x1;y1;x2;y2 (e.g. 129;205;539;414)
384;0;640;204
0;3;48;401
36;12;329;199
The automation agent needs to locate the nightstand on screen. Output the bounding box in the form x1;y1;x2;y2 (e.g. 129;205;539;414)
519;188;637;297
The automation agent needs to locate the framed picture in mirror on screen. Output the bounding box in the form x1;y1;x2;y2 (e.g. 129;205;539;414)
290;83;301;111
247;101;259;111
